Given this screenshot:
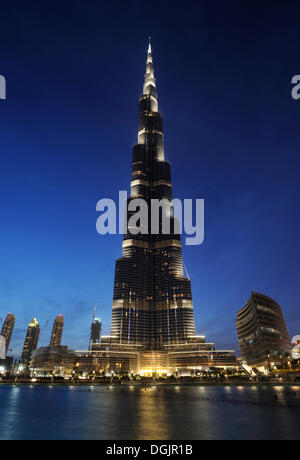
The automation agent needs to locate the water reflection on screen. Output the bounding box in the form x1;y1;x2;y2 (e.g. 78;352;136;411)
136;387;170;439
0;385;299;440
1;386;21;440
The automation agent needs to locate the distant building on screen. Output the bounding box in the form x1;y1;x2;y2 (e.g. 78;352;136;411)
1;313;15;354
236;292;291;371
292;336;300;360
30;346;75;377
89;318;102;351
0;335;6;360
50;315;64;347
21;318;40;365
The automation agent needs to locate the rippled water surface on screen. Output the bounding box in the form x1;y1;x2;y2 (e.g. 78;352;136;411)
0;385;300;440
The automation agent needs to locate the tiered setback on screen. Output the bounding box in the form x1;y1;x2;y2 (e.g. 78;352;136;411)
96;44;236;374
111;44;195;350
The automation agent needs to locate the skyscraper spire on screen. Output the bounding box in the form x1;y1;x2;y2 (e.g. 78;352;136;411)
93;304;97;321
148;35;152;54
143;39;157;100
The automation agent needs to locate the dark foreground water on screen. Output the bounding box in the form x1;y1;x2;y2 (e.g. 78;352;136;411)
0;384;300;440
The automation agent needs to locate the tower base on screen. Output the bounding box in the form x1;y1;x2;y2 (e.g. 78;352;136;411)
76;335;237;376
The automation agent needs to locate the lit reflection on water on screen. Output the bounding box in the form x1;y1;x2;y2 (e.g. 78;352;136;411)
1;386;21;440
136;387;170;439
0;385;299;440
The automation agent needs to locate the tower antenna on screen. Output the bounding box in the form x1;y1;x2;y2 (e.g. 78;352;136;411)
93;304;98;321
148;36;152;53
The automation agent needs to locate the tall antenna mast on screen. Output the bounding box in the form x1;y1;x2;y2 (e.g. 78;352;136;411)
93;304;98;321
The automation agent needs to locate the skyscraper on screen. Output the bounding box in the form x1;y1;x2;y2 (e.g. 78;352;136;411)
110;43;195;349
50;315;64;347
89;307;102;351
236;292;291;370
0;336;6;360
1;313;15;354
21;318;40;364
99;43;236;375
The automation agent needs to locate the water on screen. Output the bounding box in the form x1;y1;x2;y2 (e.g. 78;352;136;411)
0;384;299;440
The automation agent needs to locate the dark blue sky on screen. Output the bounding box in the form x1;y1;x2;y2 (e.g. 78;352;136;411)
0;1;299;356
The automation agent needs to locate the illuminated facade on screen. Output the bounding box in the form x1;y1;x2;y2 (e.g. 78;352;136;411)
30;346;75;377
236;292;291;369
50;315;64;347
1;313;15;354
98;44;236;375
0;335;6;360
292;336;300;360
21;318;40;364
109;43;195;349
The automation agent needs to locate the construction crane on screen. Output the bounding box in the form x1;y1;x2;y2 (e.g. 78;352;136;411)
40;319;49;338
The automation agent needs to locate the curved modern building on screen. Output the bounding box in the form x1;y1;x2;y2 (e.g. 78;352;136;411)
236;292;291;370
30;346;75;377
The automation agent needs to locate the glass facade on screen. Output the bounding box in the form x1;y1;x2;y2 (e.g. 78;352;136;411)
96;44;237;375
236;291;291;367
90;318;102;350
110;44;196;350
31;346;75;377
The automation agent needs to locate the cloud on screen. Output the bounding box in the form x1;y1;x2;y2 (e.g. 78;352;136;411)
40;296;63;310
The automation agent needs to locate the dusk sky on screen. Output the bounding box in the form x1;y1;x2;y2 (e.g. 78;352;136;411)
0;1;299;356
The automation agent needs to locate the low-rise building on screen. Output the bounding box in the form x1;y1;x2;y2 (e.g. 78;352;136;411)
74;335;237;377
30;346;75;377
